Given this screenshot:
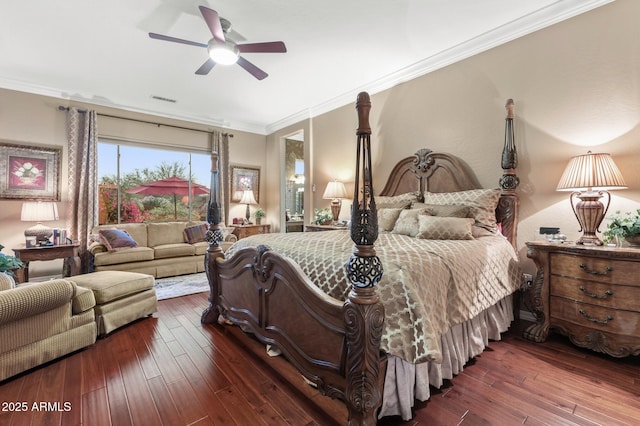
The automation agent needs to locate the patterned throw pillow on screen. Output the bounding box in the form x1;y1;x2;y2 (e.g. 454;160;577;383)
378;208;405;232
416;216;475;240
183;223;209;244
99;229;139;252
411;203;472;218
376;192;420;209
423;189;501;234
391;208;431;237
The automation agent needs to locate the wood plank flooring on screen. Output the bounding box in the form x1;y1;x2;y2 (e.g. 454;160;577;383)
1;291;639;425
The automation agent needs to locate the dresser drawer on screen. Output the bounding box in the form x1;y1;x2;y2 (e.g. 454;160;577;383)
550;296;640;336
551;275;640;311
550;253;639;286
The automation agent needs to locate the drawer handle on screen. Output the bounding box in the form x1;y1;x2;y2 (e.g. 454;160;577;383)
579;263;612;276
578;286;613;299
579;309;613;324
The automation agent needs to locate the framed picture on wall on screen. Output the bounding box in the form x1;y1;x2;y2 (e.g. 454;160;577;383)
0;142;61;201
231;165;260;203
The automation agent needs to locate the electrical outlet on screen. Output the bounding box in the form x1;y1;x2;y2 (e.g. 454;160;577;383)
522;273;533;289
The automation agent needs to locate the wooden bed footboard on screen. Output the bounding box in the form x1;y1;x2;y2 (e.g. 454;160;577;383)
202;245;387;424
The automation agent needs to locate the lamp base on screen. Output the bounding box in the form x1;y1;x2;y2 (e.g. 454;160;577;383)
570;190;609;247
330;199;342;224
24;223;53;245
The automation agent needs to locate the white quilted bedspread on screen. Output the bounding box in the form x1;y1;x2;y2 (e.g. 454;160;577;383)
226;231;520;364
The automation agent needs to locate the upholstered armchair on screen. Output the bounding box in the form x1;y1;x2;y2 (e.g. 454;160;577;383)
0;274;97;381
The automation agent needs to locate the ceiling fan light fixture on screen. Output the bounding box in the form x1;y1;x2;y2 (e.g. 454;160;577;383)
208;39;239;65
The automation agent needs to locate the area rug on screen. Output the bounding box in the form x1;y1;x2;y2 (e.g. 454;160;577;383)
154;272;209;300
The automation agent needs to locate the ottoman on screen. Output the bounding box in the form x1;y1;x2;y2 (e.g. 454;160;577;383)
71;271;157;336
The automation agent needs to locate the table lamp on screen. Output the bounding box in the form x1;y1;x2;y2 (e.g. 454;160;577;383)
556;151;626;245
21;201;59;245
239;190;257;224
323;180;348;224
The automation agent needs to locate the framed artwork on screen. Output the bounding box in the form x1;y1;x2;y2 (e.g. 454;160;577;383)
0;142;61;201
231;165;260;203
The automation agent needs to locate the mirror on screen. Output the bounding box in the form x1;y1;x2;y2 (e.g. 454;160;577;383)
285;138;304;232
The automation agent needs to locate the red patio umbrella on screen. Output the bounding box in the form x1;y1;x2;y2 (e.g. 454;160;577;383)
126;176;209;219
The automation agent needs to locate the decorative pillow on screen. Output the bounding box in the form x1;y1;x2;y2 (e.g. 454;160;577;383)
0;273;16;291
184;223;209;244
378;208;404;232
423;189;501;233
376;192;420;209
416;216;475;240
391;208;430;237
411;203;471;218
99;229;139;252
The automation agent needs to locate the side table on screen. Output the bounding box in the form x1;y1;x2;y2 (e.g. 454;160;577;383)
12;243;81;284
305;224;349;232
232;224;271;240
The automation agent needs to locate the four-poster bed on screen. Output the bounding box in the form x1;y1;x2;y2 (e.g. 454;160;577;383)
201;94;520;423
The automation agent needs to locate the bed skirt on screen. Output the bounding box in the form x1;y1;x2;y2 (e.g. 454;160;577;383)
380;294;515;420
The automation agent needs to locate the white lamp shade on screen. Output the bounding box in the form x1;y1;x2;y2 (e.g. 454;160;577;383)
322;181;348;200
557;151;627;191
21;201;59;222
239;190;257;205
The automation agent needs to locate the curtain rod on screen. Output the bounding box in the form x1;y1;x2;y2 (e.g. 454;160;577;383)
57;105;233;137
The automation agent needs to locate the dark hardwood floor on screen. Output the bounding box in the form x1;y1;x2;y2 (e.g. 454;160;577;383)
1;291;639;425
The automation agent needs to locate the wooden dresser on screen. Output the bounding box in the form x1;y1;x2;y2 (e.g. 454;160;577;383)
524;241;640;357
232;224;270;240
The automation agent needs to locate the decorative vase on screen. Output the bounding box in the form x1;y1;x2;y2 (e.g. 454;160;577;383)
256;218;262;225
624;234;640;247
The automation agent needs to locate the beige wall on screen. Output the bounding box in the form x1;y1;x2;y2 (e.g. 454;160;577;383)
267;0;640;276
0;89;266;278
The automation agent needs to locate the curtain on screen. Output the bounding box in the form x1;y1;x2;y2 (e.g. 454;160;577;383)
210;131;230;225
65;108;98;273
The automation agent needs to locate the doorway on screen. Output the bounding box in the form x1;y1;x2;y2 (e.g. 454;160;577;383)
285;136;304;232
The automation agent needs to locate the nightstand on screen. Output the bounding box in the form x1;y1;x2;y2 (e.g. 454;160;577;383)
524;241;640;357
232;224;271;239
305;224;349;232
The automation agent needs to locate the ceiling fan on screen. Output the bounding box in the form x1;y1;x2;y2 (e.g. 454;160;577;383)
149;6;286;80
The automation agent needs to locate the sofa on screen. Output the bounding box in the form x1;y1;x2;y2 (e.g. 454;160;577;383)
88;221;236;278
0;273;97;381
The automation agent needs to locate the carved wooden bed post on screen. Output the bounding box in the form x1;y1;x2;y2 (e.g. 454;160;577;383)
498;99;520;250
344;92;386;425
201;149;225;324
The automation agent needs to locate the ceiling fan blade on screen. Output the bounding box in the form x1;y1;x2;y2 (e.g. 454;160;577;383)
195;58;216;75
149;32;207;48
237;56;268;80
199;6;225;42
237;41;287;53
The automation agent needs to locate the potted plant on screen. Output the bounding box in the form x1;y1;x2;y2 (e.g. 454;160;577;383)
254;209;266;225
313;208;333;225
603;209;640;247
0;244;23;277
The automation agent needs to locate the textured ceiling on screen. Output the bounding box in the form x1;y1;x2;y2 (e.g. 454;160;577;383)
0;0;611;134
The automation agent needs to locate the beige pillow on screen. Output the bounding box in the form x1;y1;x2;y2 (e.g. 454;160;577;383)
411;203;472;218
423;189;500;233
416;216;475;240
391;208;430;237
376;192;420;209
378;208;404;232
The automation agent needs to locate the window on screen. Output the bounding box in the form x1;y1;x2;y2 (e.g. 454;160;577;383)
98;141;210;224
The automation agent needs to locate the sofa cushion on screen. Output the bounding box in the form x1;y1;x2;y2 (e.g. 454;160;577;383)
153;243;196;259
184;223;209;244
147;222;187;247
93;247;155;267
71;271;154;304
72;285;96;314
193;241;209;255
99;229;139;252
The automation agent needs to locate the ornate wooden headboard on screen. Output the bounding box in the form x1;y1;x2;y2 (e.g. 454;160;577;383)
378;147;519;250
